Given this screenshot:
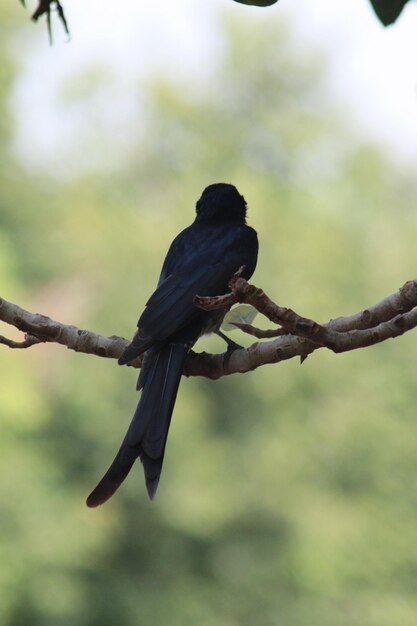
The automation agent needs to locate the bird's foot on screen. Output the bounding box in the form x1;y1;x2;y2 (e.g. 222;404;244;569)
216;330;243;352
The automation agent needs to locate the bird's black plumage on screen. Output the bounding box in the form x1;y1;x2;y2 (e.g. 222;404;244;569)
86;183;258;506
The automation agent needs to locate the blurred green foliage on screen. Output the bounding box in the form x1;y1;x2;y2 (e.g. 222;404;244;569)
1;7;417;626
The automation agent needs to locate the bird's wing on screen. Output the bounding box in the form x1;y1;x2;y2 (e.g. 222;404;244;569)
138;224;258;342
117;263;217;365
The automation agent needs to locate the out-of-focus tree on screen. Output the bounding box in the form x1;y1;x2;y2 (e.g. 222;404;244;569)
2;7;417;626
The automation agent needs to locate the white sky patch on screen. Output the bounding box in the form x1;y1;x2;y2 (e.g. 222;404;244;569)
285;0;417;158
11;0;417;174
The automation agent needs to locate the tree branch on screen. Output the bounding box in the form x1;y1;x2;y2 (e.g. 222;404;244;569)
1;276;417;380
0;296;137;362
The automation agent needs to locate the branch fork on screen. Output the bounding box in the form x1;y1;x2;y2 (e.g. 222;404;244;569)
195;272;417;357
1;275;417;380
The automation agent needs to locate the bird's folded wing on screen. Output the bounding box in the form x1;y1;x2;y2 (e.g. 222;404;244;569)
138;261;230;340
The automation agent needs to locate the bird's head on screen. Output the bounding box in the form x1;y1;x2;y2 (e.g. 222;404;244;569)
195;183;247;223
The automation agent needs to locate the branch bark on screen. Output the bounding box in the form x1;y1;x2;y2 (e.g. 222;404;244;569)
1;276;417;380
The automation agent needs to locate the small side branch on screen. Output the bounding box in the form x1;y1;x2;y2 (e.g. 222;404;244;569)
0;333;45;349
232;322;286;338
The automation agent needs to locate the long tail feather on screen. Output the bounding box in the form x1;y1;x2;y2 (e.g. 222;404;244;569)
86;444;136;507
86;343;188;507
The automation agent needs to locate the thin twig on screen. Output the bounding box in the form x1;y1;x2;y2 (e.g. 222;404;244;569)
0;333;45;349
231;322;286;338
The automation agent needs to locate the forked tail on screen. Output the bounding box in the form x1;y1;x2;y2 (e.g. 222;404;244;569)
86;343;188;507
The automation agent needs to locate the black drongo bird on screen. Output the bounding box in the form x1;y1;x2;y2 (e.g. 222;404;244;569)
86;183;258;506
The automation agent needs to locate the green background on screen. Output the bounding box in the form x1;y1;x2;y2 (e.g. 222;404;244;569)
1;5;417;625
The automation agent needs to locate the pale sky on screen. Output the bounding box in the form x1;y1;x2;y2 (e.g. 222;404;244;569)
13;0;417;171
